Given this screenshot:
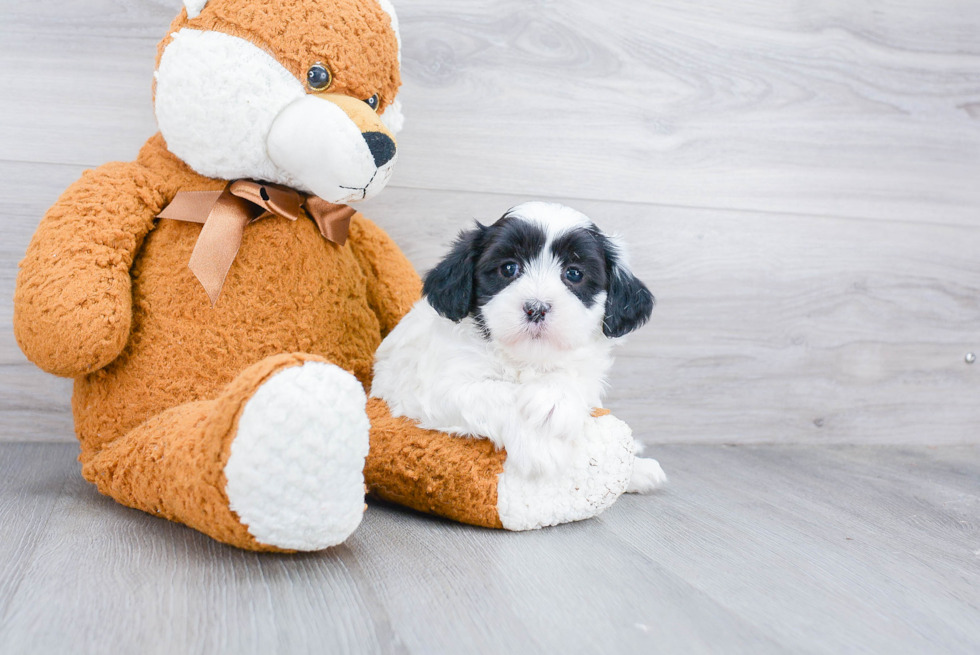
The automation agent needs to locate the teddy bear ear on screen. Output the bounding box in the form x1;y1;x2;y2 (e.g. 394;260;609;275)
377;0;402;63
183;0;209;19
375;0;404;134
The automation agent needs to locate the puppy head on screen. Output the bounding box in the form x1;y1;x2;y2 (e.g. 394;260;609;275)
423;202;655;360
154;0;403;203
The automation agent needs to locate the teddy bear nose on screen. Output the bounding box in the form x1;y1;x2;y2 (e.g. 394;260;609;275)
362;132;396;168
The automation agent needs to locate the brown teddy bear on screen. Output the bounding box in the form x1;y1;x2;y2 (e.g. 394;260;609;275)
14;0;647;552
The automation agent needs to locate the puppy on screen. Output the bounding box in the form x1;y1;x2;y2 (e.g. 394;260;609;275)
371;202;666;491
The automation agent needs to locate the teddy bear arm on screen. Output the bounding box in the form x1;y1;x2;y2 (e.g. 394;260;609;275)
347;214;422;337
13;161;167;377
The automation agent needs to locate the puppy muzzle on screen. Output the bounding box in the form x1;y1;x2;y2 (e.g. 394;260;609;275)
267;93;398;204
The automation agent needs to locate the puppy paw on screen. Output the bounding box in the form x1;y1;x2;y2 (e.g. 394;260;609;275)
626;457;667;493
517;385;587;443
503;430;574;478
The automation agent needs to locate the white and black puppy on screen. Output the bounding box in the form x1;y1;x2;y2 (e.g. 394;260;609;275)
372;202;666;490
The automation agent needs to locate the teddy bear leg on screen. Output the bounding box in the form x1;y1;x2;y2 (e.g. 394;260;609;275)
81;354;370;552
364;399;638;531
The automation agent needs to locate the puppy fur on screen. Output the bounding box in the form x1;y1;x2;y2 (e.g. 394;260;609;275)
372;202;666;489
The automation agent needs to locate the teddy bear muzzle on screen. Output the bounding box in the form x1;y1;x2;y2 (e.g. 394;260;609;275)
267;92;398;205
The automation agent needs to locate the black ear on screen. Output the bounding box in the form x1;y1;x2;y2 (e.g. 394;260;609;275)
603;269;655;337
423;225;487;322
601;240;655;338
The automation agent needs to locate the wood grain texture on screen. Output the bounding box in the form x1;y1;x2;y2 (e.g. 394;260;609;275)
2;181;978;444
0;442;977;654
1;0;979;222
0;0;978;445
1;2;978;651
394;0;980;224
0;32;158;168
0;444;77;623
363;187;980;445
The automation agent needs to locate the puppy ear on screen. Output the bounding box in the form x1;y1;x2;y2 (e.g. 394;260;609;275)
423;225;487;322
601;238;655;338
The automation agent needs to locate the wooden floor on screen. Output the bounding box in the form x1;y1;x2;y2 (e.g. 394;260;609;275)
1;0;979;652
0;442;977;654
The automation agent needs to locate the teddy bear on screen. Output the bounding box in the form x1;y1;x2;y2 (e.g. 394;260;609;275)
13;0;649;552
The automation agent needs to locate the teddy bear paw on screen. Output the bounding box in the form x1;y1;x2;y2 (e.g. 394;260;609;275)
224;361;370;550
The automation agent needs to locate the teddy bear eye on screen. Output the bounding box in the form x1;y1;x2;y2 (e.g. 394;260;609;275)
364;94;380;111
306;63;332;90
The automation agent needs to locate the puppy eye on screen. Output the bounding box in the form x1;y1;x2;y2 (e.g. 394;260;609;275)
364;94;380;111
564;267;584;283
306;63;332;90
500;262;520;278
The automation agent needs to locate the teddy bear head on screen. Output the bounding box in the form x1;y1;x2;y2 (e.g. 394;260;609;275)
154;0;404;203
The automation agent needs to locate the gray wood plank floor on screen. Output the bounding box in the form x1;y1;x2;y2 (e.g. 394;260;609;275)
0;442;977;655
1;0;979;652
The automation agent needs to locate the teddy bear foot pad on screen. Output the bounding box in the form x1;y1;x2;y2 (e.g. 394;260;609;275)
225;361;370;550
83;355;371;552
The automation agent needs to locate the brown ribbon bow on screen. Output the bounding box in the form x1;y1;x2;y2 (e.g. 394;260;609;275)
157;180;356;305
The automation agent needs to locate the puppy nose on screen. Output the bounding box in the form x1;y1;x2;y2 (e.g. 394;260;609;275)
523;300;551;323
362;132;396;168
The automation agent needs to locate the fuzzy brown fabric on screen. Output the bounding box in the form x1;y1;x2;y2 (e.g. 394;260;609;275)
363;405;619;530
84;353;327;553
365;398;507;529
14;161;166;378
50;135;420;461
12;0;417;551
157;0;401;113
15;0;601;550
14;129;420;550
